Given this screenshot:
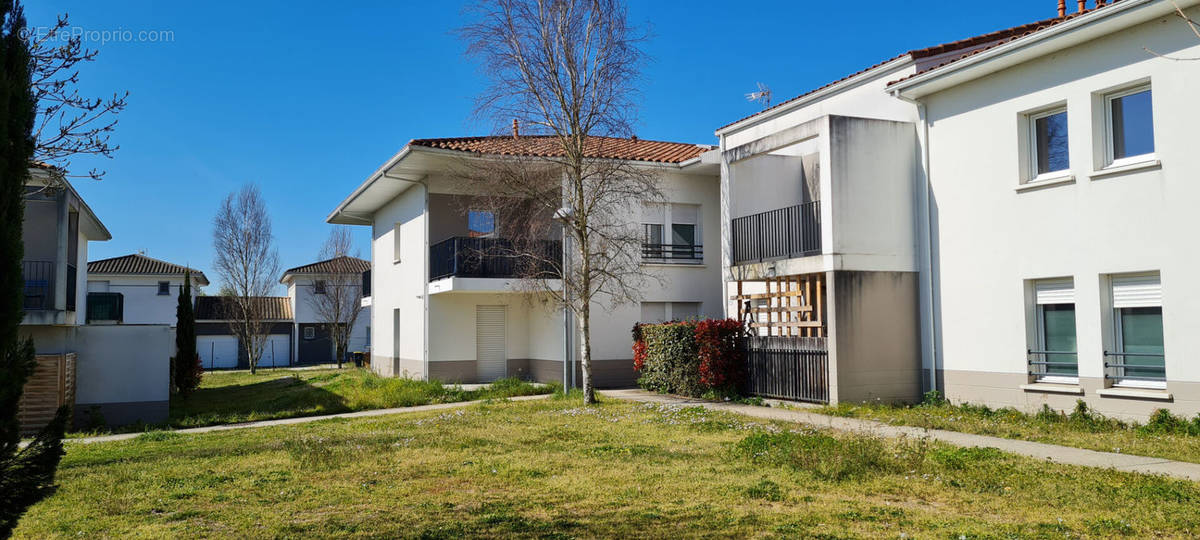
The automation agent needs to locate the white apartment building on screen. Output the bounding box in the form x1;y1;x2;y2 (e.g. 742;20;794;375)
891;0;1200;419
328;135;722;385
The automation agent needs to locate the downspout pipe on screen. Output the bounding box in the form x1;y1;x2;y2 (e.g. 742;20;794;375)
892;91;939;395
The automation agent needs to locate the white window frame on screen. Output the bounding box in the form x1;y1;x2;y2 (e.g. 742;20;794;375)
1027;106;1071;183
641;202;701;264
393;223;402;264
1103;84;1155;169
1032;279;1078;384
1109;273;1165;389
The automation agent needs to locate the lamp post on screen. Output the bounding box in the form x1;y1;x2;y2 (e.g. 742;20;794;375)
553;206;574;390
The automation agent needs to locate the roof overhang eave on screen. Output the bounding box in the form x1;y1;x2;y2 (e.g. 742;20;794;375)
891;0;1178;99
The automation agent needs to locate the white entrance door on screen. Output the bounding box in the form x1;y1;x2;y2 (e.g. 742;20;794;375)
261;334;291;367
476;305;506;382
198;336;239;369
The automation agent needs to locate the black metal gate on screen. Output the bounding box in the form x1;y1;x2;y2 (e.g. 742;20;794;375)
742;336;829;403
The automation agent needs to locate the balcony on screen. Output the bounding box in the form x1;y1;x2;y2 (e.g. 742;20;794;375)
731;201;821;265
86;292;123;323
642;243;703;264
23;260;55;310
429;236;561;281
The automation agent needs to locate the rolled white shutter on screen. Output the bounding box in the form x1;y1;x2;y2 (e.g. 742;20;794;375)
671;204;698;224
640;302;667;323
1035;280;1074;305
1112;274;1161;308
641;202;665;224
476;306;507;381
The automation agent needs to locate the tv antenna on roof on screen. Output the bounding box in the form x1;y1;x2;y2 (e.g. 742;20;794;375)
745;82;772;109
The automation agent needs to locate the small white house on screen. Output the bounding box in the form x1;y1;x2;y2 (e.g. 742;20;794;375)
86;253;210;325
328;134;722;386
280;256;372;365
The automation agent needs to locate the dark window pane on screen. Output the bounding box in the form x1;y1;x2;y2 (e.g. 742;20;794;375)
1041;304;1077;375
1119;306;1164;378
671;224;695;246
644;224;663;245
1035;111;1069;175
1112;89;1154;159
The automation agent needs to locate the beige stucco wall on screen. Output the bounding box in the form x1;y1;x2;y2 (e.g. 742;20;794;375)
828;270;922;404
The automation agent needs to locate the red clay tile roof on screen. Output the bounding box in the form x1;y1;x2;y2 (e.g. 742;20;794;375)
888;2;1124;87
194;296;292;321
410;135;712;164
717;2;1124;131
281;256;370;280
88;253;210;285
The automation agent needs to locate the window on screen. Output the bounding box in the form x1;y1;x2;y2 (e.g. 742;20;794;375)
1108;273;1165;387
1031;279;1077;381
1106;86;1154;164
314;280;327;294
642;203;701;262
157;281;170;295
640;301;701;323
468;210;496;238
393;223;402;263
1030;108;1069;178
303;326;315;340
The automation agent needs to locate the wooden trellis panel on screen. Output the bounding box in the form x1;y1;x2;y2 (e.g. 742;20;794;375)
17;353;76;436
733;273;825;337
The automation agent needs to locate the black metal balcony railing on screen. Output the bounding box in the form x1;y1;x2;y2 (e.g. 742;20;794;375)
642;243;703;261
430;236;561;281
1027;349;1079;378
22;260;55;310
731;200;821;265
86;292;124;323
1104;351;1167;383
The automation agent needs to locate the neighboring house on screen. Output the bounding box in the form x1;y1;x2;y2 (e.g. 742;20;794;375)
889;0;1200;420
86;253;210;325
194;296;294;369
280;256;372;365
18;167;172;431
328;134;721;385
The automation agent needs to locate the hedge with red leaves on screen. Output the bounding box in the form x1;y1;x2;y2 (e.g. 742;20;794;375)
632;319;745;397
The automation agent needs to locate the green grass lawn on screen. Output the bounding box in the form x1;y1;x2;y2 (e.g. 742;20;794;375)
19;397;1200;538
74;368;552;435
814;398;1200;464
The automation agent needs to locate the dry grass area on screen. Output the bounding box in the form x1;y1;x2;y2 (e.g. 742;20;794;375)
18;396;1200;538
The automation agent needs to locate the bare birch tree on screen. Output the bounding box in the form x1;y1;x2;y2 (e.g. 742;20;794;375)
306;227;365;369
212;184;280;375
460;0;659;404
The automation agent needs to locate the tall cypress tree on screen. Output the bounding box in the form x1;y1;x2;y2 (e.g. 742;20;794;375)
175;269;201;395
0;1;69;537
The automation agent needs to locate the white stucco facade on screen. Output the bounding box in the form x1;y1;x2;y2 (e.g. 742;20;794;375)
332;143;721;385
895;0;1200;419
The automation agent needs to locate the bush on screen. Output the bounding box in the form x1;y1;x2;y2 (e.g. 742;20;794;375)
633;319;744;397
1139;409;1200;436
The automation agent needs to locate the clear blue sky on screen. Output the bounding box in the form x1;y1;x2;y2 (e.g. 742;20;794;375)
26;0;1064;293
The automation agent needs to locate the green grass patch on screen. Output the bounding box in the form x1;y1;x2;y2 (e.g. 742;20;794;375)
17;399;1200;538
816;397;1200;464
71;368;551;436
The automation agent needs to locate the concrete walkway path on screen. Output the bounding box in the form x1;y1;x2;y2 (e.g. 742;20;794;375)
601;388;1200;482
62;394;551;446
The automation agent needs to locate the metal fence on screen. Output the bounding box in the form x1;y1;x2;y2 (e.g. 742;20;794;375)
429;236;561;281
742;336;829;403
86;292;124;323
731;200;821;264
641;243;703;261
22;260;55;310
